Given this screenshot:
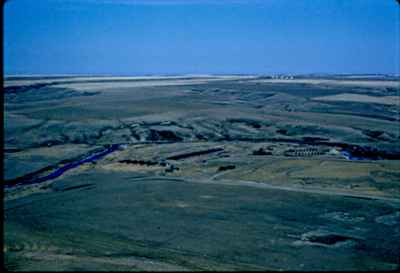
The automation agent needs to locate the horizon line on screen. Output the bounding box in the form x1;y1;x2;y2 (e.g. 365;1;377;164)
4;72;400;78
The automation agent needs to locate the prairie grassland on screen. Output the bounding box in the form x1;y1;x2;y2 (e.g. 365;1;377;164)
4;75;400;271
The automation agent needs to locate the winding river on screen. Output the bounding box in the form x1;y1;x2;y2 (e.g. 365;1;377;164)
5;144;121;188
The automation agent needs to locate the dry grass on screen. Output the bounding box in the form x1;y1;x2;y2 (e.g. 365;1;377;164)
312;93;399;105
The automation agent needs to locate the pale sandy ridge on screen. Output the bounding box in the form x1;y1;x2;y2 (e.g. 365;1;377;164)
251;79;399;88
4;75;257;88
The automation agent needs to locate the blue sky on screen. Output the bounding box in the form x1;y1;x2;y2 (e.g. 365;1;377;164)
4;0;400;75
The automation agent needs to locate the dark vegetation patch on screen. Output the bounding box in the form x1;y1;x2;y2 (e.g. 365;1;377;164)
119;159;159;166
190;88;205;93
147;130;183;142
227;118;263;129
165;165;179;173
345;195;374;201
217;136;268;142
166;148;224;160
306;234;355;245
385;87;398;94
195;134;208;140
218;165;236;172
301;137;330;143
276;125;331;137
81;91;101;96
60;183;95;192
252;148;272;155
277;129;288;135
342;145;400;160
362;130;391;141
4;148;22;153
363;130;384;139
